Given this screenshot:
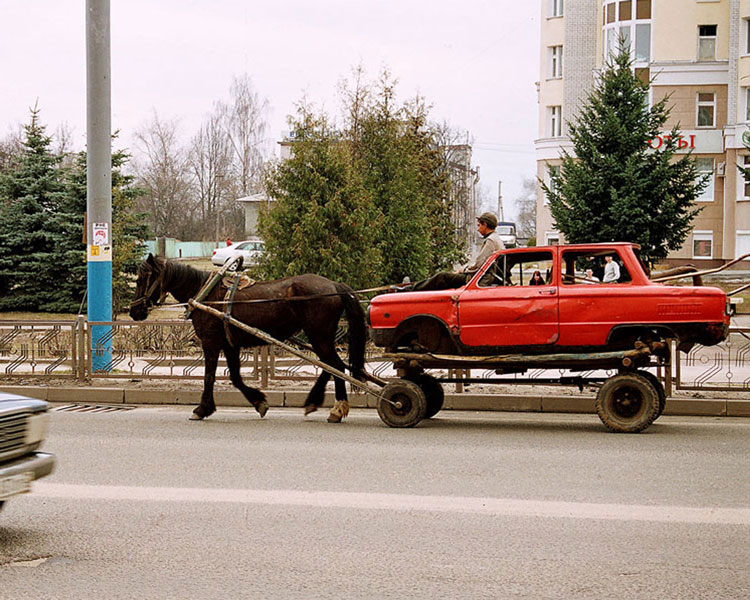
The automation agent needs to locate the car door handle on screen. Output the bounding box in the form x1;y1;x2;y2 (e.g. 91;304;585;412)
537;289;556;295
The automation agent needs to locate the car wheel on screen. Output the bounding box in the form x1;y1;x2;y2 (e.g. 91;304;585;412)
377;380;427;428
636;370;666;418
596;373;659;433
406;373;444;419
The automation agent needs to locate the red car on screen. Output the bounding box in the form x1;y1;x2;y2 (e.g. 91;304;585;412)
369;243;730;356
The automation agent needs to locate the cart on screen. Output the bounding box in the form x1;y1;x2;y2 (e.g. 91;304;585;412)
189;293;667;433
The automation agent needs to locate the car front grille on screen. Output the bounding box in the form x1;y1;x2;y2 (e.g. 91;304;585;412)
0;411;28;457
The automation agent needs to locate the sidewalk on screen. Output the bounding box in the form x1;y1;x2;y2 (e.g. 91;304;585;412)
2;383;748;418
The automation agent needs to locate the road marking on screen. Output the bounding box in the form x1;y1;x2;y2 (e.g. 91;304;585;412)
32;482;750;525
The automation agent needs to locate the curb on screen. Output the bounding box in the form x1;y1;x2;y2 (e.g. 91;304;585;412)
2;385;749;418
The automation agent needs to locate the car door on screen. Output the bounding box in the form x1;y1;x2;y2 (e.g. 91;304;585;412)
456;249;560;348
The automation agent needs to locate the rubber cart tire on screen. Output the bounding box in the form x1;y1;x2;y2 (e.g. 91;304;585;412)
596;373;659;433
636;370;667;418
377;380;427;428
406;373;445;419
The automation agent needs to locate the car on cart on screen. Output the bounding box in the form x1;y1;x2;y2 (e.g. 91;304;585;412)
0;393;55;513
368;243;731;432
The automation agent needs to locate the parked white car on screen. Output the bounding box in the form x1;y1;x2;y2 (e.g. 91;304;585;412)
211;240;265;267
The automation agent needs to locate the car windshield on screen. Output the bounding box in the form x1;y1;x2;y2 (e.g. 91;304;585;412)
497;226;515;235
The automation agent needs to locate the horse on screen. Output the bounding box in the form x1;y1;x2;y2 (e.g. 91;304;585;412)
129;254;367;423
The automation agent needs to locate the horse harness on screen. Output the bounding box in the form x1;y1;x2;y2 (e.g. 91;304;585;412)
130;266;168;312
220;273;256;346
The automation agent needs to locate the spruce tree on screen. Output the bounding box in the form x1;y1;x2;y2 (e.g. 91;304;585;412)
543;46;706;264
0;107;76;311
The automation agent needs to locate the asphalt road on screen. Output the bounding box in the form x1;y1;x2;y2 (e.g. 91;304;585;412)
1;407;749;599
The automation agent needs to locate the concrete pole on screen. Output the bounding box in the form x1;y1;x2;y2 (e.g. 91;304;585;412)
497;180;504;221
86;0;113;372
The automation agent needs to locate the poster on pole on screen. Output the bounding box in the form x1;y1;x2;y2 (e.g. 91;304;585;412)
92;223;109;246
88;223;112;261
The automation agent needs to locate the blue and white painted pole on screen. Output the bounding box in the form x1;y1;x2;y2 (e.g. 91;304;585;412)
86;0;112;372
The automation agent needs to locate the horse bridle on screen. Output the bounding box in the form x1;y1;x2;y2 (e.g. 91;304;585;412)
129;265;168;311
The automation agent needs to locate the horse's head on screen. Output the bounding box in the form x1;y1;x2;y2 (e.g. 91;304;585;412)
129;254;167;321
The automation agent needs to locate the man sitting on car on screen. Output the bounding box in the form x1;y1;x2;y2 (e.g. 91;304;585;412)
408;212;504;291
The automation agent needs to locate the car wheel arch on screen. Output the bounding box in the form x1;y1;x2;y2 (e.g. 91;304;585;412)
389;315;455;353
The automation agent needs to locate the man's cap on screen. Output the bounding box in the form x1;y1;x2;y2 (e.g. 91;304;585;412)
477;212;498;228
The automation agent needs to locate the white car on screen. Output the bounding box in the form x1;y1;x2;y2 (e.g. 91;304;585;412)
211;240;265;267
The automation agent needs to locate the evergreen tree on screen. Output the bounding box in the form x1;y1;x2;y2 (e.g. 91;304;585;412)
0;108;149;314
543;46;706;264
260;109;382;289
351;86;458;282
0;107;77;311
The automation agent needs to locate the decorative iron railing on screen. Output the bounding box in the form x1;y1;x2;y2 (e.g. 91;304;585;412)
0;318;747;395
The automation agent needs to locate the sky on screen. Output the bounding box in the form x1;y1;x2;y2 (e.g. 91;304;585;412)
1;0;540;220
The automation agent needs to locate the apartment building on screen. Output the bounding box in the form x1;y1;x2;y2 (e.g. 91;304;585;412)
536;0;750;265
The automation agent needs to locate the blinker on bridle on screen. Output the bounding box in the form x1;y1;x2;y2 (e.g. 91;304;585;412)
129;267;167;310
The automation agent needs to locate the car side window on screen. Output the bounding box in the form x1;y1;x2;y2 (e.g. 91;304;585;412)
478;251;554;287
561;250;631;285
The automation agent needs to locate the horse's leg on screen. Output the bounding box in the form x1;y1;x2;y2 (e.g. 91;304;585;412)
303;370;331;416
191;344;219;420
224;344;268;418
307;337;350;423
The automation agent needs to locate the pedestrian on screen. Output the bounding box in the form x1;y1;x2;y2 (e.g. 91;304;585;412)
603;255;621;283
529;270;545;286
583;268;599;284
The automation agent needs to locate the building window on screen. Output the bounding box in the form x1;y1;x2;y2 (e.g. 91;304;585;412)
692;231;713;259
696;92;716;128
549;0;563;17
742;156;750;200
698;25;717;61
737;231;750;259
549;106;562;137
602;1;650;63
744;88;750;122
545;165;560;205
635;24;651;61
745;19;750;55
636;0;651;19
696;158;715;202
549;46;563;78
545;232;560;246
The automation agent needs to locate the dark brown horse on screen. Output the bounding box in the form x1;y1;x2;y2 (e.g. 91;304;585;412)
129;254;366;422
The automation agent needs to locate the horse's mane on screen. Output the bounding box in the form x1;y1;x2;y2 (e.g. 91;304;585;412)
162;258;211;287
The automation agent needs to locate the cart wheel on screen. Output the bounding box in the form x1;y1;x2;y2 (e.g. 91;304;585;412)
377;380;427;428
596;373;659;433
636;370;666;418
406;373;444;419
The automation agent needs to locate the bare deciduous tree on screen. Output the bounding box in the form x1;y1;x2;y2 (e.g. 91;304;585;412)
133;113;196;239
219;75;269;197
515;177;537;240
188;112;234;241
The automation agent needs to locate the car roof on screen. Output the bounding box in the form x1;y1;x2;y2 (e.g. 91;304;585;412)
502;242;639;252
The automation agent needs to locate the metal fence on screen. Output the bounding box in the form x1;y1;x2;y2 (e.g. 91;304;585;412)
0;318;748;394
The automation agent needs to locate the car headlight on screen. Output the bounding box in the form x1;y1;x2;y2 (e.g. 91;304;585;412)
24;411;50;445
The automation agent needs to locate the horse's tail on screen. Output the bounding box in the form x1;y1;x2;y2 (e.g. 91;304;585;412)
335;282;367;381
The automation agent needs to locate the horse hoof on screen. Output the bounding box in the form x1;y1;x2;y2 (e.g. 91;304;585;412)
304;405;318;416
189;413;204;421
327;400;349;423
255;401;269;418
